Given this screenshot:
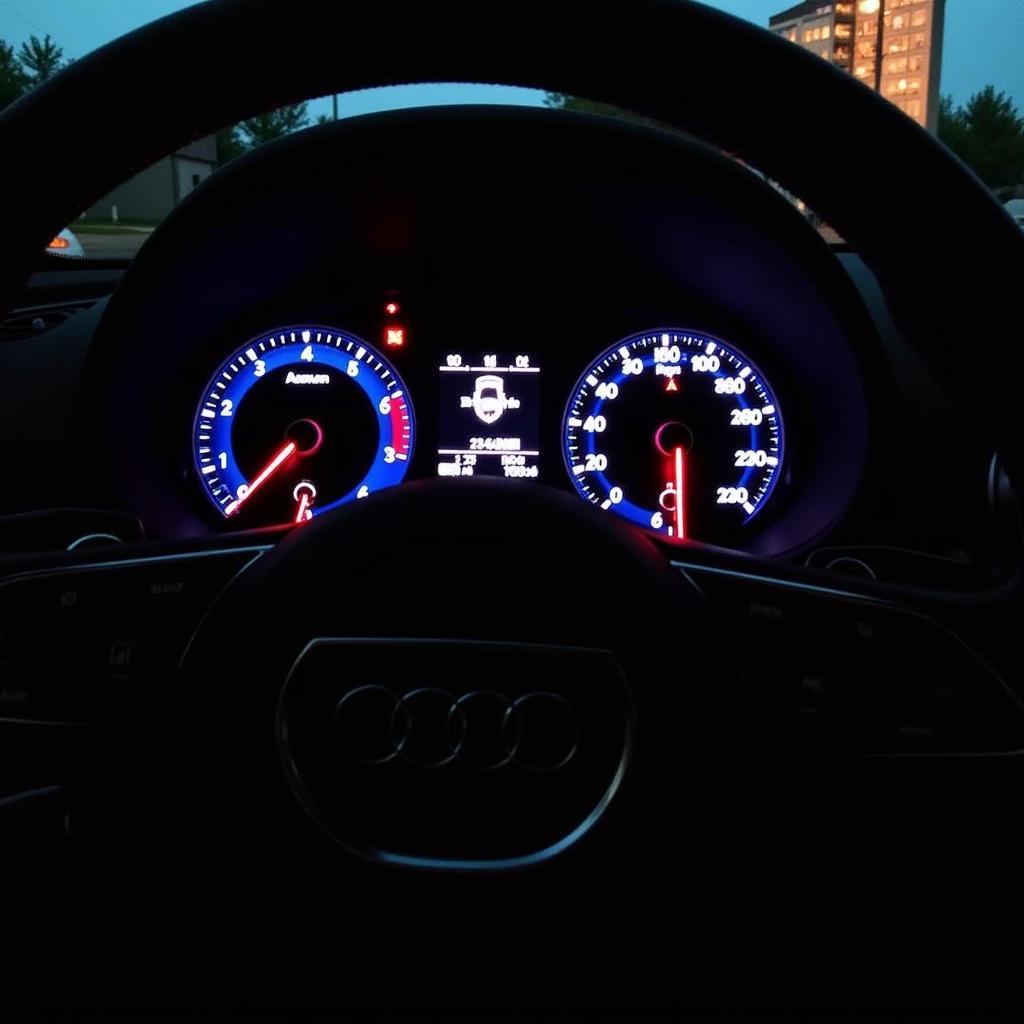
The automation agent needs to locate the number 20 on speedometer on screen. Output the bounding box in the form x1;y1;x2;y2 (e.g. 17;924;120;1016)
562;330;785;546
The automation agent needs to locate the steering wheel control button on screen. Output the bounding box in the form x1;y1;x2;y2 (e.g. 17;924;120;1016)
509;693;578;772
683;563;1024;756
277;640;633;868
0;547;262;724
333;686;400;765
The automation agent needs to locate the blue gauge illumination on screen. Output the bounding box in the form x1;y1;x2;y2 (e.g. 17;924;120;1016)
193;326;414;526
563;329;784;545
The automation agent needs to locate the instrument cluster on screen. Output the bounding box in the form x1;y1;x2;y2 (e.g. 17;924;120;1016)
189;309;792;552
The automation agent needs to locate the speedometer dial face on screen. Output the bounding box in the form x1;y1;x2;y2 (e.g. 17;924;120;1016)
193;326;414;526
563;329;784;546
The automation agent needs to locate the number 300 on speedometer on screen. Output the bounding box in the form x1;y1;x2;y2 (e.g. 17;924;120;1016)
562;329;785;547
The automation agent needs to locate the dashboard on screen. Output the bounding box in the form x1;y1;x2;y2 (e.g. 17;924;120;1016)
0;106;1006;577
89;106;872;557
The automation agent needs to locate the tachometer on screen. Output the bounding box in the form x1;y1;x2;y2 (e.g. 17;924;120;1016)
193;326;414;526
563;329;784;546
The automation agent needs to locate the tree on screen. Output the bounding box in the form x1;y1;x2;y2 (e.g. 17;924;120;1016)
0;38;28;110
545;92;633;120
236;103;310;148
545;91;680;137
17;33;65;85
215;103;312;166
939;86;1024;190
215;125;246;165
938;94;965;148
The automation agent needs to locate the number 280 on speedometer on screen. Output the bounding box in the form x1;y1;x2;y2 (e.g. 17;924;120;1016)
562;329;785;547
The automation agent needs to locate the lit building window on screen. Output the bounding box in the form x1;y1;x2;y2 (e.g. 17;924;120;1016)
884;78;912;97
911;9;926;27
835;22;852;39
907;77;921;93
908;54;922;71
911;32;925;48
822;24;831;39
892;13;906;30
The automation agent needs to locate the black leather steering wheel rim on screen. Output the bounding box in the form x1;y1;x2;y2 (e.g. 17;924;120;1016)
1;0;1024;502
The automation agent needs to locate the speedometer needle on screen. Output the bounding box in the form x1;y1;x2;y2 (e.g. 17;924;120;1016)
224;441;297;516
673;445;686;540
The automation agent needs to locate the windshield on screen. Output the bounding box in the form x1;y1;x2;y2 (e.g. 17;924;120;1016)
1;0;1022;259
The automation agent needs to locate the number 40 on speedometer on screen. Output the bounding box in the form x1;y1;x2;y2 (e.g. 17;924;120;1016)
562;329;785;547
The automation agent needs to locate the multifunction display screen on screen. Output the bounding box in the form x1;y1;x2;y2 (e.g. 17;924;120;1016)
436;352;541;480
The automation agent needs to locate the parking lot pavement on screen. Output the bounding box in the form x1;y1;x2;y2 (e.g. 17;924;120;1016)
75;230;152;259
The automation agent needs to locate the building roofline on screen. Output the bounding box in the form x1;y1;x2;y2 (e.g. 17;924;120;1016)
769;2;831;26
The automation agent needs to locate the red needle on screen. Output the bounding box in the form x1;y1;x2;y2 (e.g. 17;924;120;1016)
673;445;686;540
225;441;297;516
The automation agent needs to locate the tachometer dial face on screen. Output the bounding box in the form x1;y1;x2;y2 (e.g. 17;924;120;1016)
193;326;414;526
563;330;784;546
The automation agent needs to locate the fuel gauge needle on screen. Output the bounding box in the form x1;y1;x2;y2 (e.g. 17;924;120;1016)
224;441;297;516
673;445;686;540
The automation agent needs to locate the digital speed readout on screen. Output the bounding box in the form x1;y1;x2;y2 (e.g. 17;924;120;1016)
436;352;541;480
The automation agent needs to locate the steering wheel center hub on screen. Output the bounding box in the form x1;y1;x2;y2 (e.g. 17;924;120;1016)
181;479;703;868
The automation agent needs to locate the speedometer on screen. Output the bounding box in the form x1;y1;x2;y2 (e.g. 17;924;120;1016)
193;326;414;526
563;329;784;546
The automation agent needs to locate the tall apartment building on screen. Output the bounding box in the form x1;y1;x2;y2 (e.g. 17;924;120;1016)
769;1;945;133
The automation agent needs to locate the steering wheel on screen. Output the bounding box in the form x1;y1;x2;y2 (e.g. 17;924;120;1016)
2;0;1023;1013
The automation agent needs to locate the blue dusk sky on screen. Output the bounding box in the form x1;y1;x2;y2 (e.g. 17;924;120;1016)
1;0;1020;118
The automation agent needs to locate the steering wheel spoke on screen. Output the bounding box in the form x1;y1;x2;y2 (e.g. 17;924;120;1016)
0;534;269;836
673;549;1024;758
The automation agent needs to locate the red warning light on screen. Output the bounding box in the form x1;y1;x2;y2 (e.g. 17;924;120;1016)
384;302;400;316
385;326;406;348
665;377;678;392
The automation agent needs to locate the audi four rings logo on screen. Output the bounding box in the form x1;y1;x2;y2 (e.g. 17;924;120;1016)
333;686;579;772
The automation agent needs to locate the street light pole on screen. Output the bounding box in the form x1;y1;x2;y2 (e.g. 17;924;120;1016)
858;0;885;95
873;2;885;94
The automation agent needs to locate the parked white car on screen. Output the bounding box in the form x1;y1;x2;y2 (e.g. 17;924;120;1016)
45;227;85;257
1004;198;1024;229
